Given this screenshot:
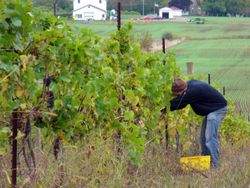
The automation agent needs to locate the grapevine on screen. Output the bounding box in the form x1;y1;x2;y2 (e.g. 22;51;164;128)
0;1;249;175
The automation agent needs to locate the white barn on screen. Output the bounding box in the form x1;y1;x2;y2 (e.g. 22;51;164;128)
73;0;107;21
159;6;183;19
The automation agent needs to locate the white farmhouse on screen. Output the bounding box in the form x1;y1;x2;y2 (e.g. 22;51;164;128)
159;6;183;19
73;0;107;21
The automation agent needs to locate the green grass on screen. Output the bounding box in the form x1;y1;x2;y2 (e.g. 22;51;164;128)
71;16;250;116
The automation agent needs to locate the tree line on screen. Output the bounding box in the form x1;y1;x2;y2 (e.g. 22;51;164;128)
202;0;250;16
32;0;250;16
32;0;73;15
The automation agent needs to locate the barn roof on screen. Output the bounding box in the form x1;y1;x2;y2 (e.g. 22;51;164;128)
159;7;173;11
170;6;182;11
160;6;183;11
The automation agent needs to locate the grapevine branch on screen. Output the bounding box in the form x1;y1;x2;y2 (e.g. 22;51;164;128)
0;67;19;83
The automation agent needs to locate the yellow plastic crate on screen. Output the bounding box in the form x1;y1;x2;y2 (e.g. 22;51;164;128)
180;155;211;171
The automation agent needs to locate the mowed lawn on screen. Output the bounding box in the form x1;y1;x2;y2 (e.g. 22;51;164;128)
72;17;250;116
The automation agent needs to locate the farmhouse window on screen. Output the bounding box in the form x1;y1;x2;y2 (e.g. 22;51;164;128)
76;14;82;18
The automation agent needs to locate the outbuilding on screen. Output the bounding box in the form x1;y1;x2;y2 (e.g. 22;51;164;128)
159;6;183;19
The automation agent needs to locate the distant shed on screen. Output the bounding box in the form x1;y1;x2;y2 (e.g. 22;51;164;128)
159;6;183;19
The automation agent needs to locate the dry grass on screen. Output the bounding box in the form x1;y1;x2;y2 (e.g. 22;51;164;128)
0;133;249;188
140;31;154;52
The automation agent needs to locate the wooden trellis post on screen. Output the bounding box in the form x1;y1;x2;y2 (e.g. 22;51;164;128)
187;62;194;75
162;38;166;54
11;110;18;188
117;2;121;30
208;74;211;85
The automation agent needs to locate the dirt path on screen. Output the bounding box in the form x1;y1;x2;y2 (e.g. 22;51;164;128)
151;37;186;52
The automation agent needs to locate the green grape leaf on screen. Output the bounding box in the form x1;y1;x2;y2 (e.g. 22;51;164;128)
11;18;22;27
124;110;134;121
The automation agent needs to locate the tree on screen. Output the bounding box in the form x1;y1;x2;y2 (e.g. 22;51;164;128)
202;0;226;16
241;0;250;16
225;0;245;16
161;0;170;6
107;0;137;10
32;0;73;15
189;0;203;15
107;0;163;15
57;0;73;13
201;0;250;16
168;0;193;11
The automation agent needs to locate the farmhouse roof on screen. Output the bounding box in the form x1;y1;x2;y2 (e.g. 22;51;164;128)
73;4;107;13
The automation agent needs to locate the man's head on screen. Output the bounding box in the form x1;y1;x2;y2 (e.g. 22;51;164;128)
172;78;187;96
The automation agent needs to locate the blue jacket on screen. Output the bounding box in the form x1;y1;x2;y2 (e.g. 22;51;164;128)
170;80;227;116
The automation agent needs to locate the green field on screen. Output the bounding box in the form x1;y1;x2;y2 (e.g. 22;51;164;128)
174;39;250;114
72;17;250;117
73;17;250;39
